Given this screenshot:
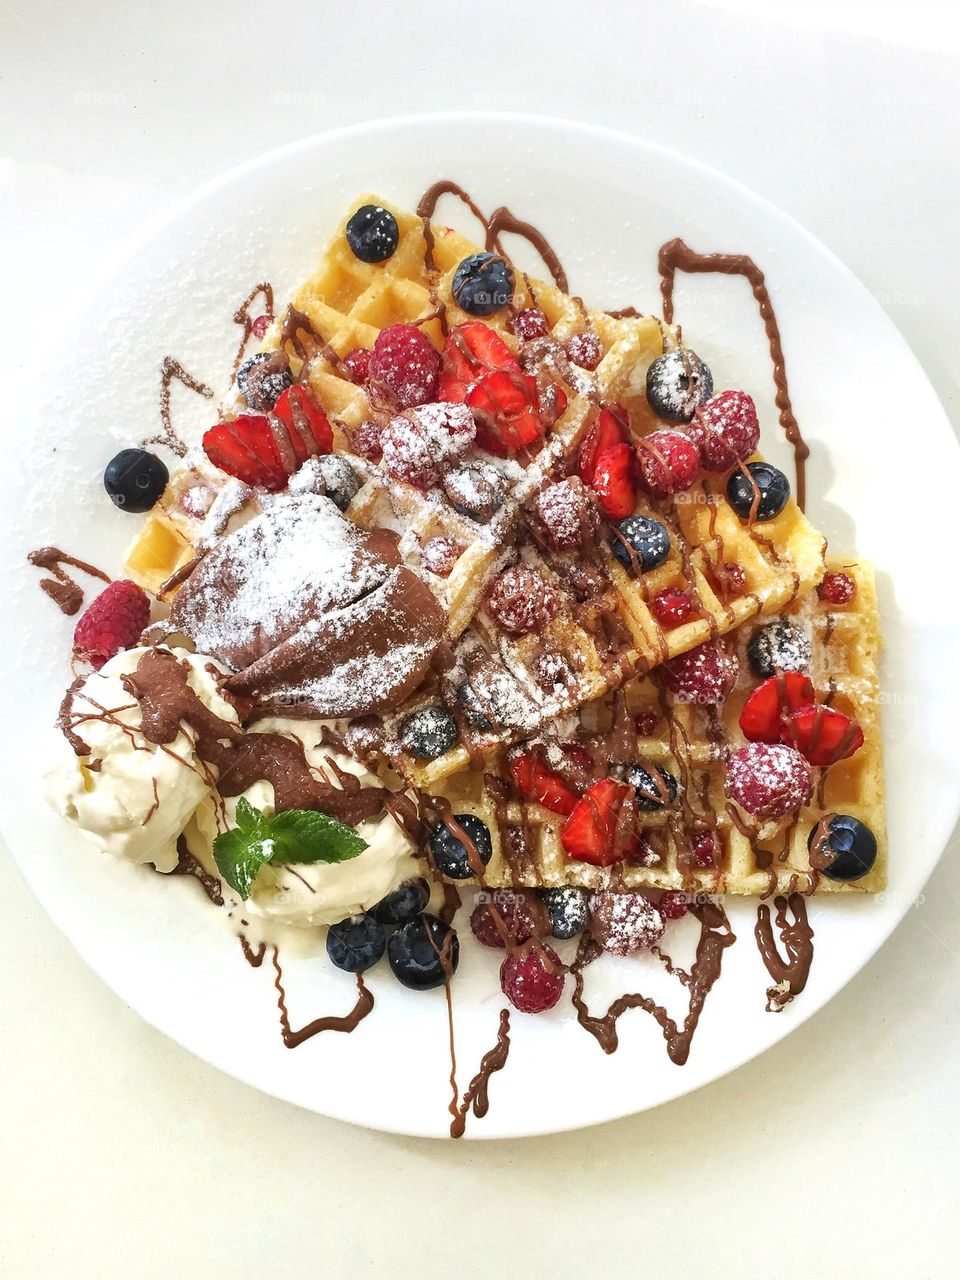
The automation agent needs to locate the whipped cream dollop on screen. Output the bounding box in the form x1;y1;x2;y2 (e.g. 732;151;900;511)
46;648;419;923
45;646;237;872
192;716;419;928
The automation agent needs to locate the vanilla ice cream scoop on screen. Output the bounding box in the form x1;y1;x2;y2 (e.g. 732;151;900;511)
191;715;420;928
45;646;237;872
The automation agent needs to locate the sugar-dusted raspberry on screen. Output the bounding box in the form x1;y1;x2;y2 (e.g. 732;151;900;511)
513;308;551;341
818;572;856;606
660;639;739;705
500;943;565;1013
635;709;659;737
367;323;440;408
636;429;702;497
590;891;665;955
347;418;383;461
688;390;760;472
73;580;151;670
421;536;463;577
691;830;718;867
471;889;545;949
658;890;688;920
652;588;695;628
726;742;813;819
565;330;603;371
380;402;476;488
531;477;598;550
486;566;559;635
341;347;372;384
251;314;271;340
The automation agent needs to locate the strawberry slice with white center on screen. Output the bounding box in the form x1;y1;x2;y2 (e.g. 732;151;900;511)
509;753;579;816
782;704;864;766
560;777;635;865
739;672;816;743
438;322;520;402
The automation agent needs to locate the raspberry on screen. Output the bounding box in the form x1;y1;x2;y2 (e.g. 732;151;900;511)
635;709;659;737
347;418;383;461
658;890;689;920
688;390;760;472
341;347;372;384
486;566;559;635
380;402;475;488
500;943;565;1013
565;330;603;370
725;742;812;819
251;314;271;340
513;308;551;341
531;477;598;550
713;562;746;598
636;429;701;497
590;892;665;955
818;572;856;605
367;323;440;408
421;536;462;577
73;580;150;670
691;831;718;867
471;890;544;949
661;640;739;705
652;588;695;628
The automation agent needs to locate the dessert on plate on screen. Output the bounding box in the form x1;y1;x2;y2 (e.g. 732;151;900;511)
34;188;885;1134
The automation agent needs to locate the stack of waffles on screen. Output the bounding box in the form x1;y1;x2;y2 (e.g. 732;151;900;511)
123;195;885;898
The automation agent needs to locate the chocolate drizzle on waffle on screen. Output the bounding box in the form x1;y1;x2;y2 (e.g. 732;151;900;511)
657;239;810;511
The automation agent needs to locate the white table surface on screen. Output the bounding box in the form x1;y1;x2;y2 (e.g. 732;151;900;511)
2;2;958;1276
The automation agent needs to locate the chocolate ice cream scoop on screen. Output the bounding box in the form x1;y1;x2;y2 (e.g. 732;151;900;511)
167;493;447;717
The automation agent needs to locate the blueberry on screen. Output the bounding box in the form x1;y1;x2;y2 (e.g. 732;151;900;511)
457;684;494;733
315;454;360;511
345;203;400;263
452;252;514;316
808;814;878;882
428;814;493;880
621;762;679;812
237;352;293;412
610;515;671;575
443;462;504;522
388;914;460;989
539;887;590;940
646;349;713;422
374;876;431;925
326;913;386;972
727;462;790;521
747;619;812;678
399;706;458;760
103;448;169;513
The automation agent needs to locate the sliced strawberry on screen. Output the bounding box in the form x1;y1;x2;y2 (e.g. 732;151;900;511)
590;442;637;519
509;753;579;816
202;414;286;491
739;672;816;743
439;322;520;402
560;777;634;866
579;405;628;484
782;704;864;766
466;369;543;455
272;384;333;458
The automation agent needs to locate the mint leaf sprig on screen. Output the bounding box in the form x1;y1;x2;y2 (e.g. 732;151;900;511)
213;797;367;899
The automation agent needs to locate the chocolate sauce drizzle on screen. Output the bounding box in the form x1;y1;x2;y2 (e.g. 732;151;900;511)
571;902;736;1063
271;947;374;1047
170;835;223;906
142;356;214;458
754;893;814;1012
657;239;809;510
448;1007;512;1139
27;546;110;616
232;281;275;377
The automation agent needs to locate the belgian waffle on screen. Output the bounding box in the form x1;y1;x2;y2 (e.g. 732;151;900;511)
430;558;885;896
122;195;828;793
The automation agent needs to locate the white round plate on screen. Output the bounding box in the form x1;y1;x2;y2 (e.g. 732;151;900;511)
2;114;958;1138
